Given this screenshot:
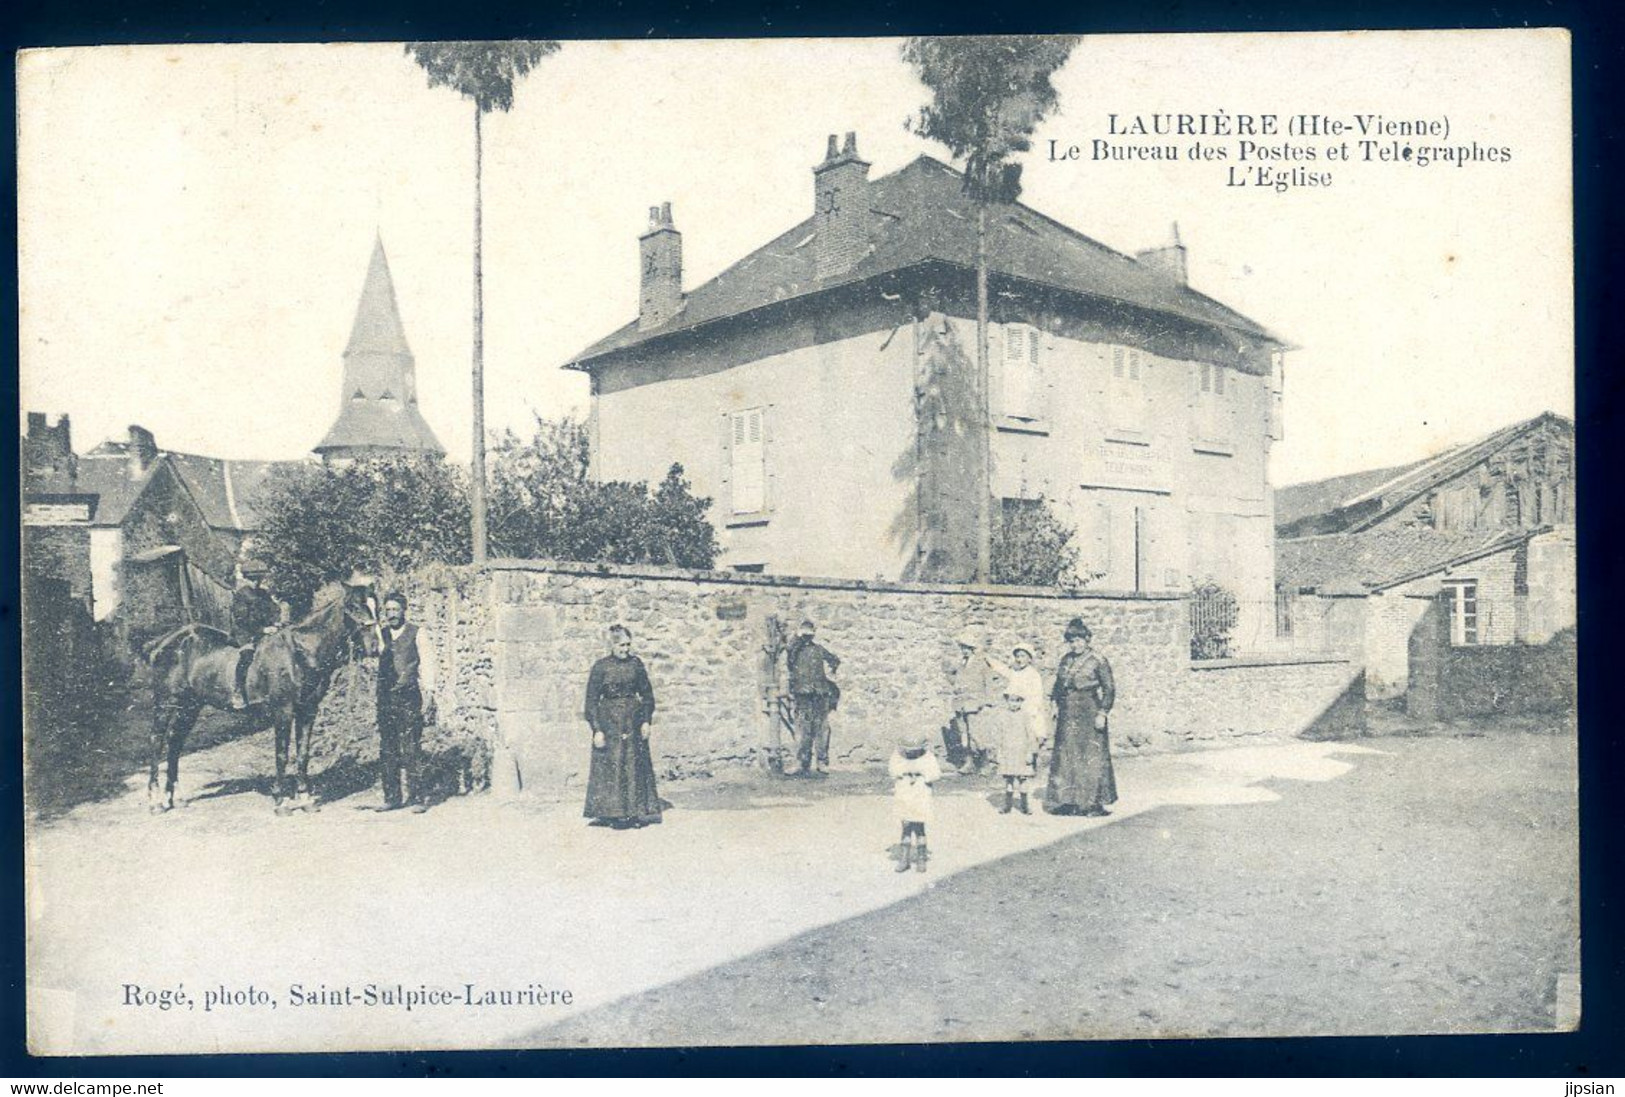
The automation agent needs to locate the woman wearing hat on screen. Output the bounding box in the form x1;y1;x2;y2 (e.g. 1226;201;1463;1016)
1046;618;1117;816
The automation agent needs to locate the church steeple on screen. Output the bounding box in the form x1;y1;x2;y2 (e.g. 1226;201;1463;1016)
315;236;445;463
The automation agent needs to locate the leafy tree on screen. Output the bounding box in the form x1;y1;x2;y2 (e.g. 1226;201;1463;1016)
902;35;1080;582
488;415;721;569
990;496;1085;588
253;456;472;610
405;40;561;564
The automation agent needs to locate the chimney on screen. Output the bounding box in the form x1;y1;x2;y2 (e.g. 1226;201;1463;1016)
1136;223;1188;286
638;201;683;331
812;132;871;281
24;412;74;479
127;424;158;473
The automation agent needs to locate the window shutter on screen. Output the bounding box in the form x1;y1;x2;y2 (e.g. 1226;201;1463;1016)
731;407;765;514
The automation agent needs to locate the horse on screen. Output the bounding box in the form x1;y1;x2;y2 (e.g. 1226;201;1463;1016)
143;578;381;813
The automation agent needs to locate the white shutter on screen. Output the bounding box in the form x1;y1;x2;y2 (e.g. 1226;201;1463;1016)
1002;324;1040;419
731;408;765;514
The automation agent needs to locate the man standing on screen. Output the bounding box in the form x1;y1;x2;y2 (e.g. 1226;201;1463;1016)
949;628;1004;775
376;592;437;811
786;618;841;777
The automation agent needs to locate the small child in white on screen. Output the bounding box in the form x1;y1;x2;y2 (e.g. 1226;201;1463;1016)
890;734;942;873
991;690;1040;814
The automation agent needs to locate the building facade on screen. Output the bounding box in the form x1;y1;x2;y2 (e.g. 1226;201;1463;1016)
568;136;1288;638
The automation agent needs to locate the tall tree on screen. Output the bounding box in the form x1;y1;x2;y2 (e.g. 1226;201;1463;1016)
405;40;560;563
902;35;1079;583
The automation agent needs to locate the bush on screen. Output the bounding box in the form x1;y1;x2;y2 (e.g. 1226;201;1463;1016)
254;455;472;610
489;416;720;569
991;496;1085;588
250;418;722;608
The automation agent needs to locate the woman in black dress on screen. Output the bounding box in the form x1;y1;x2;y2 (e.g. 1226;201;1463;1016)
1045;617;1118;817
583;624;661;828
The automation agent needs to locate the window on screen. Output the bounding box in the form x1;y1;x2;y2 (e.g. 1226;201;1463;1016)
1108;347;1147;434
1445;579;1479;645
1003;324;1042;420
1198;362;1226;395
730;407;766;514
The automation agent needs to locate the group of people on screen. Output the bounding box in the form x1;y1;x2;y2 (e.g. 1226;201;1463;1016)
575;614;1122;877
229;568;437;812
891;616;1119;872
233;565;1117;843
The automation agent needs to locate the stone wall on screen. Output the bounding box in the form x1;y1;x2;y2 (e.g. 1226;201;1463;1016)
381;560;1364;799
1183;656;1366;743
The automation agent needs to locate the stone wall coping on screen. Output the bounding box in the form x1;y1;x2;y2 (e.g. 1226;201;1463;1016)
480;557;1186;603
1189;653;1355;671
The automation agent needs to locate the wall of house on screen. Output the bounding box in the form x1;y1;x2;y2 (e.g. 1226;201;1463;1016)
977;311;1276;638
591;298;920;581
119;462;239;589
589;285;1278;628
21;526;93;606
88;528;122;622
1524;527;1577;644
1362;590;1432;699
393;561;1361;798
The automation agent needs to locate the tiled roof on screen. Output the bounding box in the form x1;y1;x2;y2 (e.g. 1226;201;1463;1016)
314;399;445;456
69;452;164;527
1275;412;1572;535
165;453;296;531
567;155;1283;368
27;446;297;531
1274;461;1426;530
1276;524;1533;593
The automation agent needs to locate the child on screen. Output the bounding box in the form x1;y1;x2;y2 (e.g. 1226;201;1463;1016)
990;690;1040;814
890;734;942;873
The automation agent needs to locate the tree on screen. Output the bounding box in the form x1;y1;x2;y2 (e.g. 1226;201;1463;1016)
902;35;1080;583
405;40;561;564
990;496;1087;588
488;415;722;569
253;456;472;611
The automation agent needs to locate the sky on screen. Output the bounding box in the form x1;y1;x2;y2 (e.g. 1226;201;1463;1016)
17;31;1572;487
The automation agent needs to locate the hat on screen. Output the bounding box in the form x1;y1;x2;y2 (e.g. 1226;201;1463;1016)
954;628;981;649
898;731;932;751
1011;641;1034;658
1064;617;1092;640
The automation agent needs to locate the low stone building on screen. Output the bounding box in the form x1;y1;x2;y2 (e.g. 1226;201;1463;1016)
1275;412;1576;701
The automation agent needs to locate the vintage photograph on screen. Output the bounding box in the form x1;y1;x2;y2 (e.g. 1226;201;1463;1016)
18;30;1575;1055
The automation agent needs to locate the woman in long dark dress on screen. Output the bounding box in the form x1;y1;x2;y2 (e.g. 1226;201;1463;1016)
583;624;662;828
1045;617;1118;817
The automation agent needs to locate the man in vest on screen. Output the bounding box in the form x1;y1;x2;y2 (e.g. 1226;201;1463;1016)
376;591;437;811
786;618;841;777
